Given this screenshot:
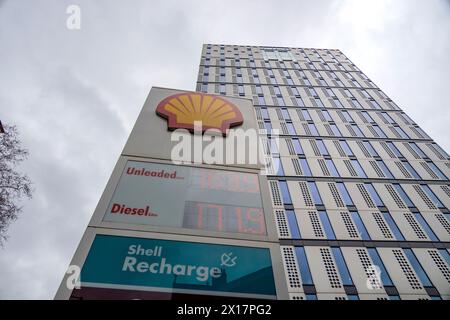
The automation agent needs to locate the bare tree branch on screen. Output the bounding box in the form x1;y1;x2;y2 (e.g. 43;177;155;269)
0;123;33;246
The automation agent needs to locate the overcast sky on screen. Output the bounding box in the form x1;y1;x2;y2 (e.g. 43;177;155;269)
0;0;449;299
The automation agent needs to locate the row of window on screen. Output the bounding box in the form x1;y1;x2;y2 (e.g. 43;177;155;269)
201;67;371;90
204;45;347;64
266;156;449;180
284;246;450;300
200;83;398;111
201;57;356;73
283;208;444;242
269;155;448;181
277;180;448;211
265;137;448;162
203;47;357;74
201;63;369;87
259;119;429;143
257;107;412;129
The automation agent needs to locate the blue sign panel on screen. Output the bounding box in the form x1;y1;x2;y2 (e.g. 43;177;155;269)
80;235;276;298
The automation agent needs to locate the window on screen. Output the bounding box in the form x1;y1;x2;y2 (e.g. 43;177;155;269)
281;108;291;120
340;140;354;156
264;120;272;133
350;211;370;240
336;183;354;206
220;84;226;95
351;124;365;137
363;141;379;157
360;89;371;99
256;85;263;95
279;180;292;205
370;100;381;109
326;159;340;177
315;98;325;108
334;99;344;108
351;99;362;109
438;249;450;267
372;125;387;138
393;126;409;139
331;247;353;285
329;124;342;137
393;184;415;208
308;123;319;136
272;157;285;175
386;141;403;158
409;142;427;159
317;139;329;156
344;89;353;98
268;138;279;155
238;85;244;96
421;185;445;209
308;182;323;205
319;211;336;239
322;110;333;122
258;96;266;105
361;111;374;123
351;160;367;178
402;161;421;179
261;107;269;120
301;109;312;121
292;138;304;155
342;110;354;123
286;210;301;239
307;87;317;97
377;160;394;179
286;121;296;135
381;112;395;124
367;248;394;286
429;143;449;159
274;86;281;95
295;96;305;107
383;212;405;240
365;183;384;206
403;249;433;287
426;161;447;180
445;213;450;223
300;158;312;177
414;213;438;241
295;247;314;285
326;88;336;97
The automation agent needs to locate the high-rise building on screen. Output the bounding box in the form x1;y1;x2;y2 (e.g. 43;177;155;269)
195;44;450;300
56;44;450;301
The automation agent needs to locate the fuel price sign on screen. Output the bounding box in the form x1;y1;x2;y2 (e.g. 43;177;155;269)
103;161;266;236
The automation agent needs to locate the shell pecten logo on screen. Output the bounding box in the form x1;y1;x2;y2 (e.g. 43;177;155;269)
155;92;243;136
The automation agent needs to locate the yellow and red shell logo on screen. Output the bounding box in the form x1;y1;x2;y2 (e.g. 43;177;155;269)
156;92;243;135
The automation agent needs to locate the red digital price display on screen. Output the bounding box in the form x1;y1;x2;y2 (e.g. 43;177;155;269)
191;168;260;194
183;168;266;235
183;202;266;235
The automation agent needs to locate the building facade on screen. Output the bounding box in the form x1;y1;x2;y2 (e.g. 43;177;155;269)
195;44;450;300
